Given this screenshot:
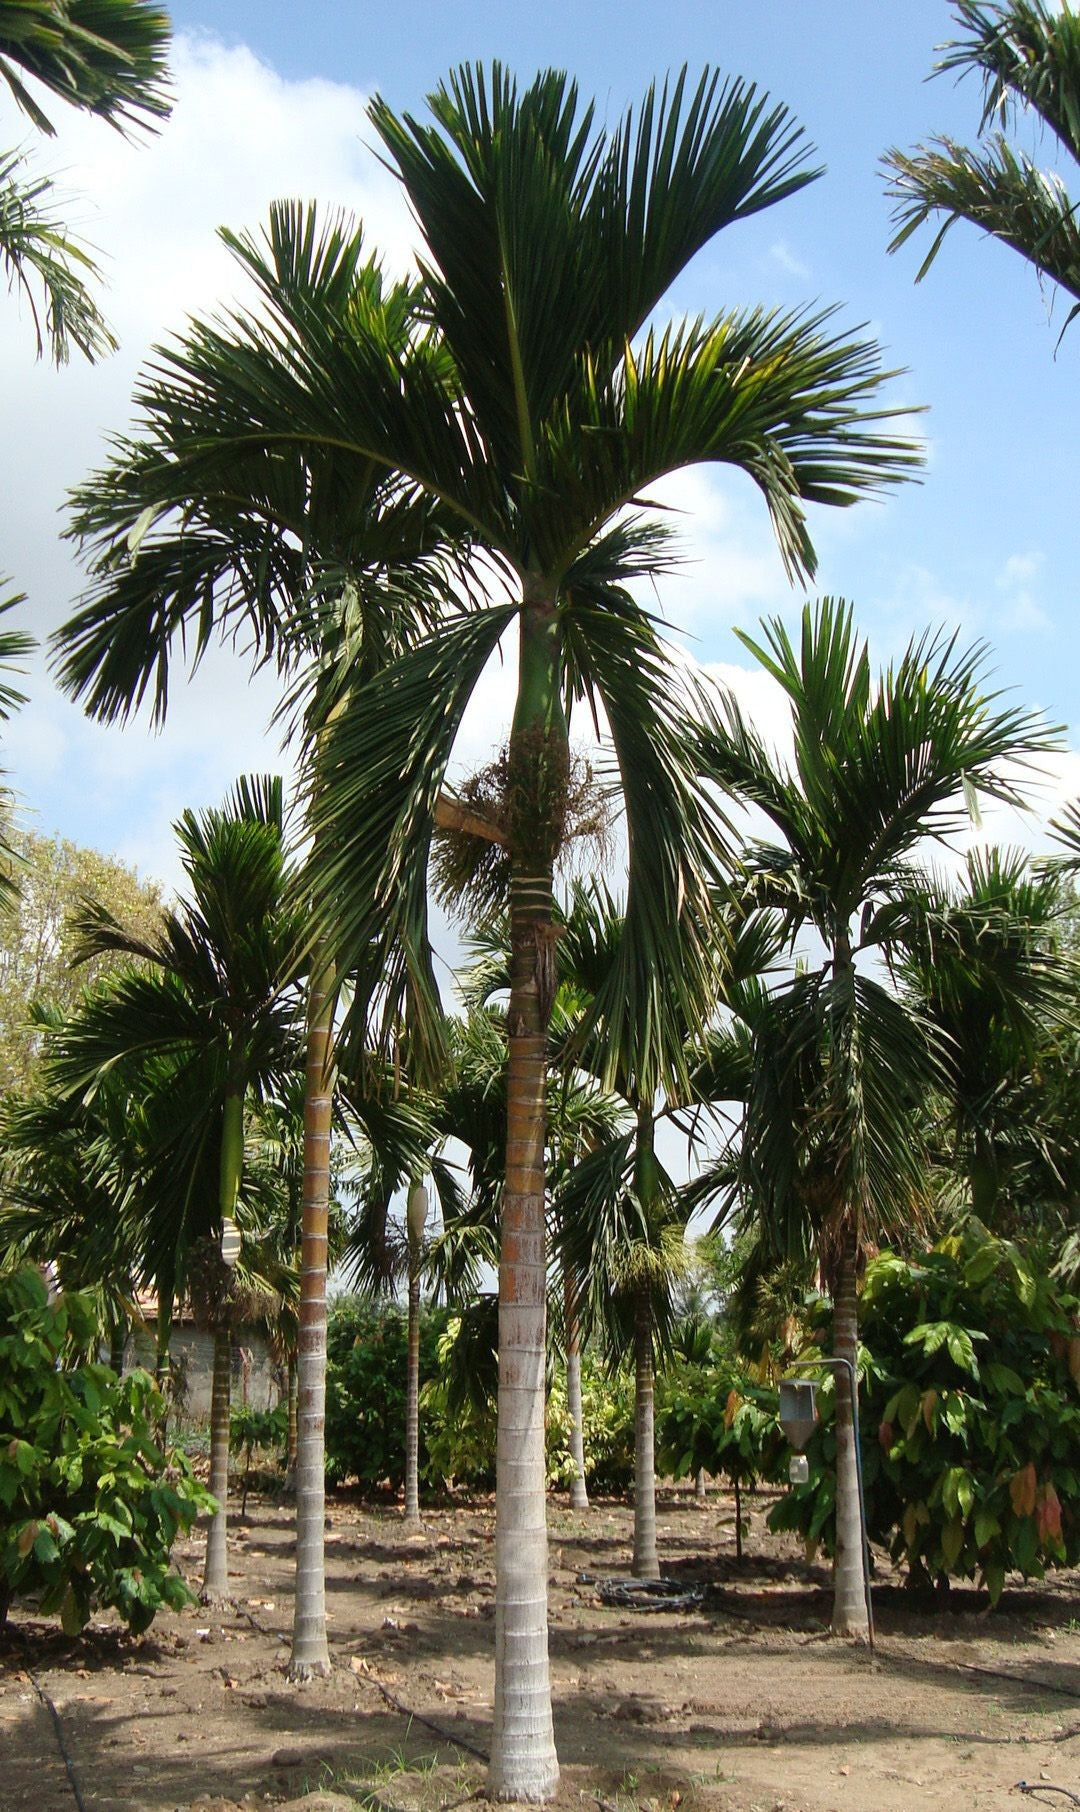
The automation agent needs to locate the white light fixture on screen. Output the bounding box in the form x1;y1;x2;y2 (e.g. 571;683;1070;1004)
220;1219;241;1268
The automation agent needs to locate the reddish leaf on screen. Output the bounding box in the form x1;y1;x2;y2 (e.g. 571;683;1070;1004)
1009;1462;1037;1519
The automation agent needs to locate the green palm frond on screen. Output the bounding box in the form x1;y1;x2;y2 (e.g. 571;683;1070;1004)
0;0;170;136
57;201;458;724
306;605;516;1057
940;1;1080;149
740;966;943;1267
563;599;732;1096
887;133;1080;308
0;146;115;361
700;599;1057;931
886;1;1080;331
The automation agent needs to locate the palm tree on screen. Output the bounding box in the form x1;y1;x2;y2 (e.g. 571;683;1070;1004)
898;846;1079;1232
59;67;918;1794
886;2;1080;337
1;0;170;363
696;599;1055;1639
52;776;303;1600
56;206;461;1678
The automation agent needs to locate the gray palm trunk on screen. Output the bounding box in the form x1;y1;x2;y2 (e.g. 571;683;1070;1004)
202;1081;245;1603
563;1268;588;1511
831;1223;869;1639
490;596;564;1802
404;1238;422;1525
201;1326;232;1602
284;1355;298;1488
632;1288;660;1580
289;947;334;1678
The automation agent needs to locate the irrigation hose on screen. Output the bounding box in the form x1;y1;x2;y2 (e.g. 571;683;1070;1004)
29;1667;88;1812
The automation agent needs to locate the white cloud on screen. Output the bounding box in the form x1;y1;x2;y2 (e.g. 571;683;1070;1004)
768;239;810;280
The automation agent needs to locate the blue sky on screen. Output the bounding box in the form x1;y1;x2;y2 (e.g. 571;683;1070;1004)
2;0;1079;891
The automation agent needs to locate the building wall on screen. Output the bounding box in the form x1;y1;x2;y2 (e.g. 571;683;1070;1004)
124;1325;280;1419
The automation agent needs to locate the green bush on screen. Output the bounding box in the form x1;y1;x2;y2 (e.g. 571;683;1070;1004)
324;1297;452;1489
324;1296;638;1496
769;1224;1080;1600
0;1267;212;1634
656;1357;780;1496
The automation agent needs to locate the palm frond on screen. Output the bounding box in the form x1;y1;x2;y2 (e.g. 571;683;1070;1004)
0;146;115;361
0;0;170;136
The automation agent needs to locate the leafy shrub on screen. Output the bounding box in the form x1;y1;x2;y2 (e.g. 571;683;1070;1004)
656;1358;780;1495
325;1296;638;1496
577;1358;635;1490
324;1297;452;1489
229;1402;287;1465
230;1402;288;1512
0;1267;212;1634
769;1224;1080;1600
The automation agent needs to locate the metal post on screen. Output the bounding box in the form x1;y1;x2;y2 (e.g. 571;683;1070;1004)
785;1355;875;1651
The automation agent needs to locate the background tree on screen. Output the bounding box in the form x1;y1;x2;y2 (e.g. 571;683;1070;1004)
896;847;1079;1235
0;827;163;1097
1;0;170;364
697;599;1055;1639
50;776;303;1601
887;1;1080;339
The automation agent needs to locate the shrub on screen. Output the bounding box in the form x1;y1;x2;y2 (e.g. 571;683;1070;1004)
656;1358;780;1495
324;1297;452;1489
0;1268;212;1634
769;1223;1080;1600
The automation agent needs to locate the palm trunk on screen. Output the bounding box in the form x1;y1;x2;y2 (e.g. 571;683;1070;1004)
490;592;564;1804
202;1324;232;1601
155;1269;174;1437
285;1354;298;1483
404;1236;422;1525
202;1080;245;1603
695;1467;707;1501
831;1219;869;1640
563;1265;588;1511
631;1107;660;1580
108;1317;126;1375
289;941;334;1679
632;1285;660;1579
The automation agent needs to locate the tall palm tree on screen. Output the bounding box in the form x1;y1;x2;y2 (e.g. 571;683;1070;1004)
52;776;303;1600
886;2;1080;337
56;205;459;1678
696;599;1055;1638
0;0;170;362
58;68;919;1795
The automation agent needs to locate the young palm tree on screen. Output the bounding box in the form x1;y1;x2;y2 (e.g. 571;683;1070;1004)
697;599;1055;1639
886;2;1080;335
61;68;918;1794
52;776;303;1600
0;0;170;362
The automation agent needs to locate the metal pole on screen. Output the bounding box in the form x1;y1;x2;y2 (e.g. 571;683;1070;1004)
786;1355;875;1651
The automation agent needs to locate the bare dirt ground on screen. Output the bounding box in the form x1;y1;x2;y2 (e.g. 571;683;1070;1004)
2;1487;1078;1812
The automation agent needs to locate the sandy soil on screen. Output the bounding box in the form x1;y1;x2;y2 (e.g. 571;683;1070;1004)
2;1487;1078;1812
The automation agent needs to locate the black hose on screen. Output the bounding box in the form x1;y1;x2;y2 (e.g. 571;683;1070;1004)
29;1668;88;1812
